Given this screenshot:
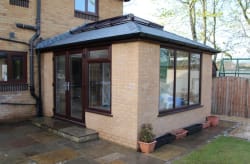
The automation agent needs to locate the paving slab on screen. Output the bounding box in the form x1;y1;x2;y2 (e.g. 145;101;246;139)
30;148;79;164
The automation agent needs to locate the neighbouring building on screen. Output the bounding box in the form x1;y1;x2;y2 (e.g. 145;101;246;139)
1;0;219;150
0;0;125;121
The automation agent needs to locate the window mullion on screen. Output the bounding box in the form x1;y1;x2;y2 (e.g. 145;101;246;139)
85;0;88;12
173;50;176;108
187;52;191;106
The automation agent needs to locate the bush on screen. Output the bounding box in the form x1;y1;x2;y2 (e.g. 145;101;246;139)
139;124;155;143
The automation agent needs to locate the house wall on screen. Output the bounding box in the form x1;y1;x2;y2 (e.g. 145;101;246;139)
0;0;123;122
40;52;54;117
137;41;212;137
86;42;140;149
40;41;213;149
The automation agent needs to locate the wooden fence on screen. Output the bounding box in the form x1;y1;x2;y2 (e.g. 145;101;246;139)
212;77;250;118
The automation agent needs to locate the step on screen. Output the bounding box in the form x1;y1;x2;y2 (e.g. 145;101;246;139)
31;117;98;143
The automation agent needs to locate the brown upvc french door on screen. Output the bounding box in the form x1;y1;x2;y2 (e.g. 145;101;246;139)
54;52;84;124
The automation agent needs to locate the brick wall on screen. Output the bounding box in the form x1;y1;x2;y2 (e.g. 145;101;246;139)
136;41;212;137
86;42;140;149
40;41;213;149
0;91;36;122
0;0;123;122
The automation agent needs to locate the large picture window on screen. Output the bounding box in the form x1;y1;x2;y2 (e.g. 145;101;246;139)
159;47;201;114
0;51;27;83
87;48;111;114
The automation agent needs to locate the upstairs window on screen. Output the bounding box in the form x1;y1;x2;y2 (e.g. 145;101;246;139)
9;0;29;8
0;51;27;83
74;0;98;21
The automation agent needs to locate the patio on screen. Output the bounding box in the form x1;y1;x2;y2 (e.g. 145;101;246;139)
0;118;239;163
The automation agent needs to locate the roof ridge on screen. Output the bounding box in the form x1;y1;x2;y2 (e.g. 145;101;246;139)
69;14;163;34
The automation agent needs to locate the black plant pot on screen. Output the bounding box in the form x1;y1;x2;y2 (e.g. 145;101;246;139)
184;123;203;135
155;133;176;149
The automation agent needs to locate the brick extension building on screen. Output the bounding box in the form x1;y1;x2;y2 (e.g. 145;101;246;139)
1;0;219;149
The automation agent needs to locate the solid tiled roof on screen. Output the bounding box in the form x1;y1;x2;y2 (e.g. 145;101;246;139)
36;14;219;53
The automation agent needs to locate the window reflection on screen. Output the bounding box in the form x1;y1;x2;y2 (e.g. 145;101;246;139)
88;63;111;111
159;48;201;113
159;48;174;111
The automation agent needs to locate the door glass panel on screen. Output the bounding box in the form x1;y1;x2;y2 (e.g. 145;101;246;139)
55;56;66;115
70;54;82;119
88;63;111;111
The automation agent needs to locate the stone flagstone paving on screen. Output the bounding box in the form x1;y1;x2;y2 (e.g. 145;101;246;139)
0;118;241;163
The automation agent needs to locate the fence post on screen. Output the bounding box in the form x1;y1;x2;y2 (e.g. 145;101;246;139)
245;79;249;118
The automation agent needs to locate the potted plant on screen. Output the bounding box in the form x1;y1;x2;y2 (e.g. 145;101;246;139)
207;115;219;127
138;124;157;153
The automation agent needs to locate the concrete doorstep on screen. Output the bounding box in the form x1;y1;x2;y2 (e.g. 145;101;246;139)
31;117;98;143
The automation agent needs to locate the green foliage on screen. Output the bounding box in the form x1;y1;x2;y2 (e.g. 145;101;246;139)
139;124;155;143
174;136;250;164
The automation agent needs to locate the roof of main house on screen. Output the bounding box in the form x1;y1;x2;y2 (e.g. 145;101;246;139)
36;14;219;53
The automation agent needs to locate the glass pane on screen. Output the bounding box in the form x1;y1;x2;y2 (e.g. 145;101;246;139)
88;0;96;13
55;56;66;115
88;62;111;111
175;50;189;108
190;53;200;105
12;56;23;80
89;49;109;59
75;0;85;12
0;53;7;81
70;54;82;119
159;48;174;111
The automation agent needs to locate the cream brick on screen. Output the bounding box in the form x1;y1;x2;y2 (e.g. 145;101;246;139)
1;0;123;121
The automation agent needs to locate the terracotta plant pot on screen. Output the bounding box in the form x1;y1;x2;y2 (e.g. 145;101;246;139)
207;116;219;127
171;129;188;139
202;120;211;129
138;140;157;153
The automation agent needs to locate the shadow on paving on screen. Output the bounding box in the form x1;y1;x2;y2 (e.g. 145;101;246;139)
149;120;237;162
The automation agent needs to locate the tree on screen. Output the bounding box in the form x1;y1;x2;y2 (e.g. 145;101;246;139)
178;0;198;41
237;0;250;25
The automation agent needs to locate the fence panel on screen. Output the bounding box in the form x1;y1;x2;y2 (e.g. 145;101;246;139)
212;77;250;118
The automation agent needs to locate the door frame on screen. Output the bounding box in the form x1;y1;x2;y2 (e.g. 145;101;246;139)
53;50;85;125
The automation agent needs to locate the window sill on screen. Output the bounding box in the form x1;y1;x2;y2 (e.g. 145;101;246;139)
74;11;98;21
158;104;203;117
86;109;113;117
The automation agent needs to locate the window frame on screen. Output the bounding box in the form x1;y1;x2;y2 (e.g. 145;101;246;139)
159;46;202;116
85;46;112;115
74;0;99;21
0;51;27;84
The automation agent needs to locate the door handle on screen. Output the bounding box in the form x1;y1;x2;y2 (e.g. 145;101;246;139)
64;82;70;91
67;82;70;91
